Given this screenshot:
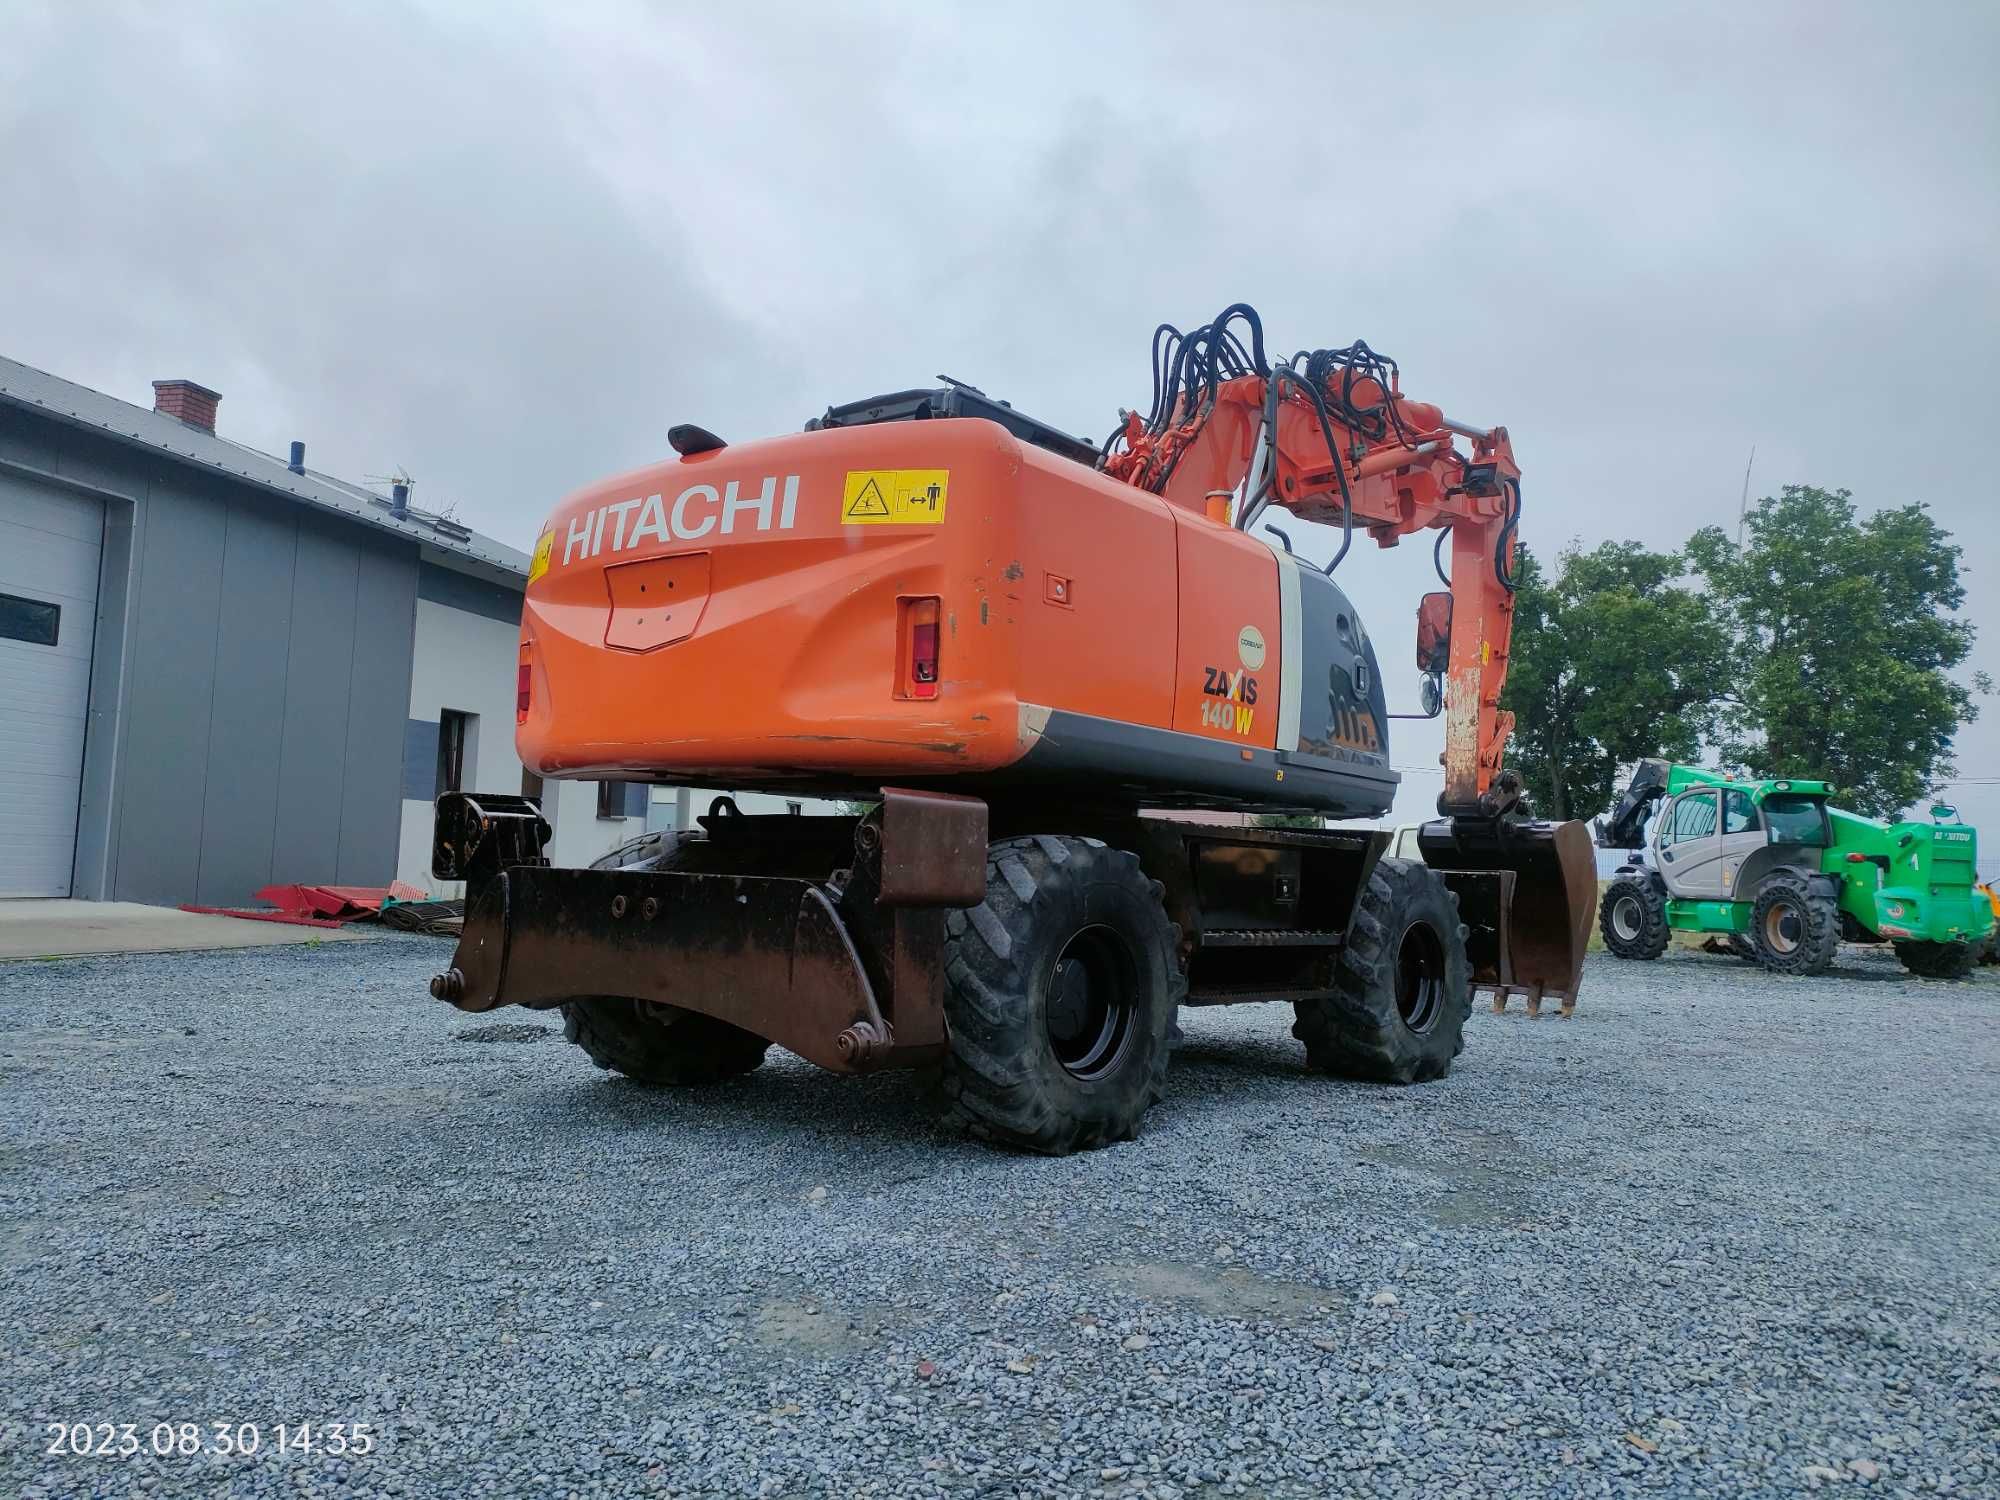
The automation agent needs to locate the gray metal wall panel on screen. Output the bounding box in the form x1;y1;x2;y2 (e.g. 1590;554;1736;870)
336;541;417;882
418;561;522;626
112;483;226;903
270;520;360;885
193;501;300;905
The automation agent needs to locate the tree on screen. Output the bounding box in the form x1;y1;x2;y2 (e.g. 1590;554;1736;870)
1500;541;1731;821
1686;485;1987;819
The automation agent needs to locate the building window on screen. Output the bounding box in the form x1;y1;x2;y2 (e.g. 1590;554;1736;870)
521;768;544;803
438;710;473;796
598;780;627;820
786;800;804;815
0;592;60;647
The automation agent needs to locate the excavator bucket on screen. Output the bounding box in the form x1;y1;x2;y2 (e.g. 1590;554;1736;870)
1416;817;1597;1016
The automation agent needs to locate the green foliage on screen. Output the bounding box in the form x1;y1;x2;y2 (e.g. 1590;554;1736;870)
1501;542;1730;820
1686;485;1988;819
1253;812;1323;829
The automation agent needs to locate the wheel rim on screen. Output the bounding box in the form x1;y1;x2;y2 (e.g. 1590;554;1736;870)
1610;895;1642;943
1763;900;1803;955
1395;920;1447;1034
1044;926;1140;1081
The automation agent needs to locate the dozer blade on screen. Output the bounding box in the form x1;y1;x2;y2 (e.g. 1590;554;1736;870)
1415;817;1597;1016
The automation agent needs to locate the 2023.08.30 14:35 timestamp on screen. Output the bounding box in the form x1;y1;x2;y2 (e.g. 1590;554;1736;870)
47;1421;377;1459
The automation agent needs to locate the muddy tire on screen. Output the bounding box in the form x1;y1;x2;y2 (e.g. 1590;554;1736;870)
560;998;770;1085
1293;858;1471;1083
1748;872;1840;976
1894;939;1979;980
558;830;771;1085
939;835;1182;1155
1600;875;1670;960
1725;931;1758;962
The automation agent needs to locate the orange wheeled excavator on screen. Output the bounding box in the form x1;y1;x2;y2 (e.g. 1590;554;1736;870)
429;304;1595;1153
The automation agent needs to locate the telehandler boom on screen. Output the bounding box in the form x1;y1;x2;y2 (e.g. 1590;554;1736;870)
428;304;1596;1152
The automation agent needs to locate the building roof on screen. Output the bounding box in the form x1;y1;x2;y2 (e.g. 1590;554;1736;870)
0;353;529;586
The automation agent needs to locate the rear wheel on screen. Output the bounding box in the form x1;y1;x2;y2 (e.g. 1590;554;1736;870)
939;836;1181;1154
557;830;772;1086
1293;859;1471;1083
1748;872;1840;976
1894;939;1979;980
1599;876;1669;960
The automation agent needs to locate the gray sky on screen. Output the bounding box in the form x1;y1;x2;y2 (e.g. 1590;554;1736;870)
5;1;1996;839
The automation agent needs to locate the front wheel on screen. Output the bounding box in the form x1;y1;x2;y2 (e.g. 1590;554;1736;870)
1600;876;1670;960
1749;873;1840;976
1894;939;1979;980
939;836;1182;1155
1293;858;1471;1083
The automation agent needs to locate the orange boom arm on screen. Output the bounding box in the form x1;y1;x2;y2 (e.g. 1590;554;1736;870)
1099;313;1522;814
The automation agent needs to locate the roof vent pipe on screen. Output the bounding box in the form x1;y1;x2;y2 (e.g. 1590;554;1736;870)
288;441;306;475
390;481;410;518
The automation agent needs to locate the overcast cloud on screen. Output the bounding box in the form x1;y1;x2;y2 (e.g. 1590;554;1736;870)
4;0;1995;832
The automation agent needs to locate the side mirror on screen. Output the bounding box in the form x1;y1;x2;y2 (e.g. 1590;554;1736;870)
1419;673;1443;718
1416;591;1451;674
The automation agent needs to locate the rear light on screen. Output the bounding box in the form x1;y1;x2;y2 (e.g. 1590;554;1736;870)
898;596;941;700
517;645;532;724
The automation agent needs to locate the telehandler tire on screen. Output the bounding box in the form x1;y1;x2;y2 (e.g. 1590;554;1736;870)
1894;939;1979;980
1292;858;1470;1083
1748;872;1840;976
1599;876;1670;960
939;835;1182;1155
556;831;772;1086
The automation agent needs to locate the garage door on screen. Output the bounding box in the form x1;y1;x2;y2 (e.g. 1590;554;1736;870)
0;472;103;897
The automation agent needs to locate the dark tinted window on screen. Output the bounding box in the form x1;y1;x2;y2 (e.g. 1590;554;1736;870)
0;592;59;647
1763;794;1829;846
1670;792;1718;842
438;710;472;796
1723;789;1757;834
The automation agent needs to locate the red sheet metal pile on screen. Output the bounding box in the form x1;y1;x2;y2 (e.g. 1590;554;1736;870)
181;881;428;928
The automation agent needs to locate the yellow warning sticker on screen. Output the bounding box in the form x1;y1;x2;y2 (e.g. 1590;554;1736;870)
841;469;950;525
528;528;554;583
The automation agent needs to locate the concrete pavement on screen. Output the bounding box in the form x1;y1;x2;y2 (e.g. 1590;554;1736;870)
0;899;387;960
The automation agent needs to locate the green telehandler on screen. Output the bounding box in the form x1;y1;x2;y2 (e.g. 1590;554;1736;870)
1594;760;1992;979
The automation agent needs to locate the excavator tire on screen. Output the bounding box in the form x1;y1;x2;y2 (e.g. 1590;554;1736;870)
1293;859;1470;1083
560;998;771;1086
1599;875;1670;960
557;831;772;1086
1748;872;1840;976
938;835;1182;1155
1894;939;1979;980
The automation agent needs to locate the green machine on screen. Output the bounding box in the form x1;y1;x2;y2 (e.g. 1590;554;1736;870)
1595;759;1992;979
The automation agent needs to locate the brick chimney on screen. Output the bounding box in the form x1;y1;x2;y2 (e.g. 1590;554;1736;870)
152;379;221;433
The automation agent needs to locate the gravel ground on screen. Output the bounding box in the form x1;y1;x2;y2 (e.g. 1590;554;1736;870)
2;938;1996;1499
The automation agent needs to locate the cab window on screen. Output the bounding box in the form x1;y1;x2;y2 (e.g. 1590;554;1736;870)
1722;789;1757;834
1667;791;1719;843
1763;794;1830;847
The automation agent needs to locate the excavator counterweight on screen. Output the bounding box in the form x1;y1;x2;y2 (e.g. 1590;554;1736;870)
426;303;1596;1152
